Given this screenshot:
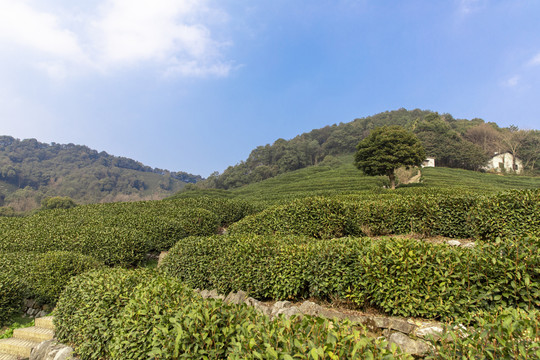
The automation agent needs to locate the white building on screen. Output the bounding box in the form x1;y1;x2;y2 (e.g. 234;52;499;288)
421;157;435;168
484;152;523;174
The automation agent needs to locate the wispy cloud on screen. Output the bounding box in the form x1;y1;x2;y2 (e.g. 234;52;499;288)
457;0;487;16
503;75;520;88
528;52;540;66
0;0;232;79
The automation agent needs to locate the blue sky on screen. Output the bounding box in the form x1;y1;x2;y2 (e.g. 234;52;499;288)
1;0;539;177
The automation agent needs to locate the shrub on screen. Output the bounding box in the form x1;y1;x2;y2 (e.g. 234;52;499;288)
109;274;195;359
0;271;25;326
229;192;479;240
427;308;540;359
469;189;540;241
227;314;409;360
111;274;409;359
41;196;77;210
54;268;155;360
170;196;260;226
162;234;540;320
229;197;361;239
26;251;105;305
0;252;36;324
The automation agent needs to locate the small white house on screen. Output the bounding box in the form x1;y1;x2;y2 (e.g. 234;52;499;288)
484;152;523;174
422;157;435;168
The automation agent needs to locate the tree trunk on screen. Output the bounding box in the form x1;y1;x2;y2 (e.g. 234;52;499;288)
388;170;396;190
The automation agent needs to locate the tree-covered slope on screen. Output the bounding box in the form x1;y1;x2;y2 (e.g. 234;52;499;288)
173;155;540;206
197;108;540;190
0;136;201;212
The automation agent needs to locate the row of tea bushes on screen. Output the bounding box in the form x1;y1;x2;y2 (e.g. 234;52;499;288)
161;235;540;320
469;189;540;241
229;189;540;240
426;308;540;359
0;197;256;264
54;268;409;360
0;251;104;325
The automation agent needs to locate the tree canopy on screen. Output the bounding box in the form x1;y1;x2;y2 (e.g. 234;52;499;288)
354;125;426;189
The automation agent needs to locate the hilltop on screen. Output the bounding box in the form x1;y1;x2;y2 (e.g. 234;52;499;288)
194;108;540;190
0;136;201;212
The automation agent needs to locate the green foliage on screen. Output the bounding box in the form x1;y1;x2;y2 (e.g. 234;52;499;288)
469;189;540;241
427;308;540;359
169;196;260;226
40;196;77;210
226;315;409;360
56;267;409;359
0;135;200;211
0;319;34;339
54;268;155;360
59;270;411;359
0;271;25;326
0;197;235;264
229;197;360;239
230;191;478;239
109;274;195;359
162;235;540;320
354;125;425;189
0;251;35;325
26;251;104;305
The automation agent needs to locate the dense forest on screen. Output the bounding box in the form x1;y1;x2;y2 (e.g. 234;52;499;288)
0;136;201;212
197;109;540;190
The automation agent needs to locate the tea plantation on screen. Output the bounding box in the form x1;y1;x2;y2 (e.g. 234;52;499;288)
1;167;540;359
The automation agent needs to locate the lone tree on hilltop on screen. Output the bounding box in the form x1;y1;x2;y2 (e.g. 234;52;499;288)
354;125;426;189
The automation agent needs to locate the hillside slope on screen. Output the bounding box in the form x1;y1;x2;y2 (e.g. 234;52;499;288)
0;136;201;212
174;155;540;205
196;108;540;190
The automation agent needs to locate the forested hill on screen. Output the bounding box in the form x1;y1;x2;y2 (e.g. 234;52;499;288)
198;108;540;190
0;136;201;212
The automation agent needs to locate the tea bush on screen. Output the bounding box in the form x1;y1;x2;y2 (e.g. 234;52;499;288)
228;197;361;239
469;189;540;241
0;252;36;324
168;196;260;226
0;199;225;261
54;268;155;360
162;235;540;320
0;271;25;326
427;308;540;359
26;251;105;305
110;275;408;360
109;274;195;359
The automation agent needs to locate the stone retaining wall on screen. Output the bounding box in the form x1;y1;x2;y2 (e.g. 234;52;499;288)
196;288;444;357
23;299;52;319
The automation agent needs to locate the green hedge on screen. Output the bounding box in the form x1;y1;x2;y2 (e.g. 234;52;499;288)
54;268;155;360
0;252;37;325
0;271;25;326
427;308;540;359
57;269;409;359
0;199;226;263
26;251;104;305
228;197;361;239
168;196;260;226
470;189;540;241
229;189;539;240
0;251;104;324
161;235;540;320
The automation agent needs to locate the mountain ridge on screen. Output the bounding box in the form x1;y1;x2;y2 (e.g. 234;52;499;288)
0;135;202;213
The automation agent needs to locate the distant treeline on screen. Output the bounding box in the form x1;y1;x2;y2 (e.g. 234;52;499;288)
198;108;540;189
0;136;201;212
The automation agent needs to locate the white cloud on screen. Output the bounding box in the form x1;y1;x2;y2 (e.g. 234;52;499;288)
528;52;540;66
503;75;520;88
457;0;486;16
0;0;232;79
0;1;87;61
